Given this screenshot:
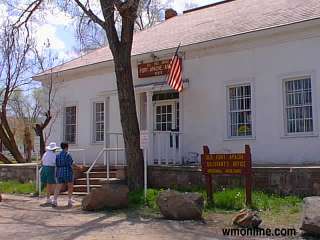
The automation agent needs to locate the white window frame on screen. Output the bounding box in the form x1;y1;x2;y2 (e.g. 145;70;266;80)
93;101;105;143
153;99;179;132
63;105;77;144
281;72;318;138
225;81;255;140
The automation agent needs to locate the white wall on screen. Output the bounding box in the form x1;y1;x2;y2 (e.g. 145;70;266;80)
48;69;123;163
47;24;320;165
183;32;320;164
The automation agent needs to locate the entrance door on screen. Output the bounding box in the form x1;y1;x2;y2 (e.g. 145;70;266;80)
153;100;180;164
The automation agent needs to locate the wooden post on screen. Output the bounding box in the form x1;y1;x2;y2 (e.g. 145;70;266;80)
202;145;213;204
245;144;252;207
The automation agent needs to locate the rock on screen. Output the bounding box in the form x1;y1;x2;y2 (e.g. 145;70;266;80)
82;181;128;211
0;194;2;202
156;190;204;220
232;209;262;228
300;196;320;235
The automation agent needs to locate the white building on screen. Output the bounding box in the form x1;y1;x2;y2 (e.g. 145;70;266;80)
34;0;320;166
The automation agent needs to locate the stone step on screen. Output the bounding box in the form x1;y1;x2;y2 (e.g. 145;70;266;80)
73;185;102;193
89;171;116;178
81;166;117;172
75;177;120;185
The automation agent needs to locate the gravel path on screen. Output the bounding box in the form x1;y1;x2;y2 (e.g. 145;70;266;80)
0;194;222;240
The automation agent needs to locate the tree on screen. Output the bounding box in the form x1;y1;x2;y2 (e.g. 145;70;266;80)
15;0;145;190
74;0;168;52
9;90;36;162
78;0;144;191
32;44;59;157
0;22;32;164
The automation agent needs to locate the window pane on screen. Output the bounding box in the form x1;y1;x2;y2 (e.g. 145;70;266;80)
93;102;104;142
65;106;76;143
228;85;252;137
229;88;236;98
167;105;172;113
285;78;313;134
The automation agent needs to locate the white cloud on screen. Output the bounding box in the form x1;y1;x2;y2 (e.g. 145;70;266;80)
164;0;221;13
34;24;66;50
0;4;8;23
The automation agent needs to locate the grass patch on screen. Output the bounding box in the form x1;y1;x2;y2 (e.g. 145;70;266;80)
212;188;302;212
128;188;302;213
129;188;162;209
0;180;36;194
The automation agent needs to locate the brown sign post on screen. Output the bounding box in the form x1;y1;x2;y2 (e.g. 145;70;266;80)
201;145;252;206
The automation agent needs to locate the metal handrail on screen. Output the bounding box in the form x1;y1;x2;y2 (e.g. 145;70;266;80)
36;164;42;196
69;148;86;165
85;147;126;193
86;148;106;193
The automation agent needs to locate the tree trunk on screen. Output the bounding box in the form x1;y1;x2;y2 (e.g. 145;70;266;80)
0;152;13;164
34;124;46;157
0;125;25;163
113;50;144;191
24;126;32;162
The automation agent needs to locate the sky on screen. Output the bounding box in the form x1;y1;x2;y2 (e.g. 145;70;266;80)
1;0;221;62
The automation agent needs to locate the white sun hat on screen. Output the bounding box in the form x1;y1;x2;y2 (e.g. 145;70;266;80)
46;142;59;151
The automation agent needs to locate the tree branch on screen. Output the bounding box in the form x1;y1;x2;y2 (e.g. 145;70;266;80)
73;0;106;29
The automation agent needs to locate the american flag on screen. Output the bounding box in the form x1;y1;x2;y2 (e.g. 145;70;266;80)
167;45;183;92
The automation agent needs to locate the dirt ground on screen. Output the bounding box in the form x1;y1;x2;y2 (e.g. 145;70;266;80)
0;194;309;240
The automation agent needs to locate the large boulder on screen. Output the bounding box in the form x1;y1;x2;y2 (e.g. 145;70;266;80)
300;196;320;235
156;190;204;220
232;209;262;228
82;181;128;211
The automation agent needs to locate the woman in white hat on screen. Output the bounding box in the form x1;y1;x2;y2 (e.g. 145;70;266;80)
40;142;59;206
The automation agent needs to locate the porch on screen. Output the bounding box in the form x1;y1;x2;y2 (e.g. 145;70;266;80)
83;80;197;167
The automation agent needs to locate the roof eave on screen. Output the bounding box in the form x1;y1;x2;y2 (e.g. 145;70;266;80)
33;17;320;82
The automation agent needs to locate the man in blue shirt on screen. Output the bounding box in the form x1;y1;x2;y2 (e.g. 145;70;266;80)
52;142;74;207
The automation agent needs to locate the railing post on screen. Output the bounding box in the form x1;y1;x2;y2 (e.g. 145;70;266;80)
178;133;182;165
166;132;169;165
144;148;147;202
107;150;110;180
86;171;90;193
146;91;153;165
116;134;119;166
103;148;107;166
36;164;39;195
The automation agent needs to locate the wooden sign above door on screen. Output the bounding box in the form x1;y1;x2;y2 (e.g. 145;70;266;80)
138;59;171;78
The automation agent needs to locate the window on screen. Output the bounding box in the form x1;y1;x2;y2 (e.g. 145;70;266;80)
155;104;173;131
93;102;104;142
228;85;252;137
64;106;76;144
284;77;313;134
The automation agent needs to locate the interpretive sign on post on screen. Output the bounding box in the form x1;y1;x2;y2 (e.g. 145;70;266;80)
201;145;252;206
